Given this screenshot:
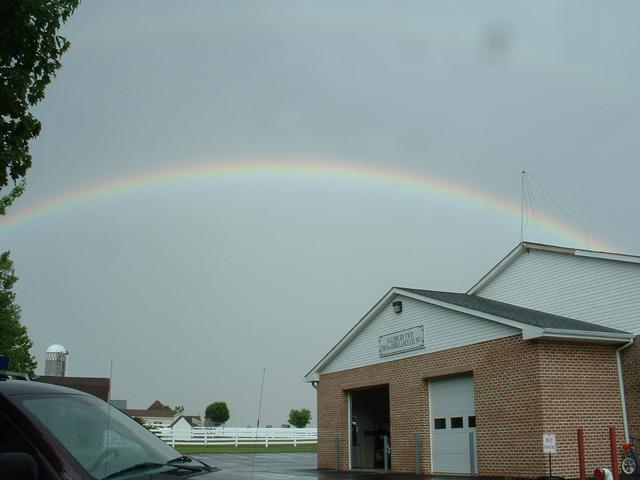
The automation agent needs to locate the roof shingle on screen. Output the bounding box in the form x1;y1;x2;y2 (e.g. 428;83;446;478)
399;288;629;334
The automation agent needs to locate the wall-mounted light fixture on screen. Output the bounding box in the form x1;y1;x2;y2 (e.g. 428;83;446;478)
392;300;403;314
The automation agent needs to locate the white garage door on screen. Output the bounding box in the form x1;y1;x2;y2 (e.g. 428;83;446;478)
429;375;477;474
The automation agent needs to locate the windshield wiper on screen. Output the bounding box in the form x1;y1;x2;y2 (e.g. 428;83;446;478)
168;455;216;472
103;459;207;479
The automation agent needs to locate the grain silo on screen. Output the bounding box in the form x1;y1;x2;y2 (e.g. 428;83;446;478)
44;344;69;377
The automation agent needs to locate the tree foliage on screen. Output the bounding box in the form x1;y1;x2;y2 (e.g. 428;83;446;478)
169;405;184;416
0;0;78;377
0;252;36;375
0;0;78;211
132;416;153;430
205;401;230;425
132;416;146;426
288;408;312;428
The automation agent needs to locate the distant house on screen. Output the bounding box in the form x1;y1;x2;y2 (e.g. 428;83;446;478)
124;400;174;427
170;415;202;431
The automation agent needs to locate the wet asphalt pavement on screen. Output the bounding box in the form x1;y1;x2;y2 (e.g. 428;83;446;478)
191;453;470;480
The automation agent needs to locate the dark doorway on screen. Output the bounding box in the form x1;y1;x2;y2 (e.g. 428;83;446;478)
349;386;390;470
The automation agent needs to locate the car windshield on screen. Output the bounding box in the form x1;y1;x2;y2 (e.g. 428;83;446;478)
16;393;180;479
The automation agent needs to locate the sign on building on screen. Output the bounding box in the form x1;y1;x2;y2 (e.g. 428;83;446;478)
543;433;557;454
379;326;425;357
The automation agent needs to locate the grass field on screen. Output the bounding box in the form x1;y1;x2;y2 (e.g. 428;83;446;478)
175;444;317;454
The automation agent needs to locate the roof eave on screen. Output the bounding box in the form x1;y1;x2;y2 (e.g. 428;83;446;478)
398;289;538;333
537;328;634;344
574;249;640;265
521;242;576;255
304;371;319;382
412;293;631;343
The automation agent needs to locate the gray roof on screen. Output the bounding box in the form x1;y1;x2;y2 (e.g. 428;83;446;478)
398;288;629;334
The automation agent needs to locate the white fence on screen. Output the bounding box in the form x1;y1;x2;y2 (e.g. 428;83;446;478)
150;426;318;448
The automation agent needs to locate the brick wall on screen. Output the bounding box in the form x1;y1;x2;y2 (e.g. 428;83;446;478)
622;336;640;440
316;335;624;477
537;341;624;477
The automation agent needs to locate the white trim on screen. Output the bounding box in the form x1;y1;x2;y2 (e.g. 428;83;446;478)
574;249;640;265
522;329;544;340
540;328;634;343
467;244;524;294
520;242;576;255
616;339;635;443
538;333;633;344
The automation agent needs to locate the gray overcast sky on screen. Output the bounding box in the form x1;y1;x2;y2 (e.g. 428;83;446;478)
3;1;640;426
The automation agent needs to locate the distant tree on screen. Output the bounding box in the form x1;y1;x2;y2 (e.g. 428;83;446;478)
288;408;312;428
0;0;79;212
132;416;146;426
0;0;78;378
205;401;230;426
169;405;184;416
0;252;36;376
131;416;154;431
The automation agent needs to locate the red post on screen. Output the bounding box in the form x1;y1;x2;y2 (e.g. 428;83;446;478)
578;428;586;480
610;427;619;480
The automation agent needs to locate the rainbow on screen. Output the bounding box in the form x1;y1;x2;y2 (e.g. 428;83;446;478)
0;158;614;251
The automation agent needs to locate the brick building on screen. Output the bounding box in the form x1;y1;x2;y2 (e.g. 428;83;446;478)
305;242;640;477
36;376;110;402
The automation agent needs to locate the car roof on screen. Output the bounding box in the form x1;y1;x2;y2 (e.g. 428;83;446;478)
0;378;90;396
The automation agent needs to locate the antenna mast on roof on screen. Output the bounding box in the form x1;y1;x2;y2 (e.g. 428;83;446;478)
520;170;539;242
521;170;568;244
521;170;525;243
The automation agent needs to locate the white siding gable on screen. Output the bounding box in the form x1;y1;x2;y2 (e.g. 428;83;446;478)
172;417;192;431
475;249;640;335
321;296;518;375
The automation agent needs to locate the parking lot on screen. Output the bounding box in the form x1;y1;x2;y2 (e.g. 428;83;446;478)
193;453;472;480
